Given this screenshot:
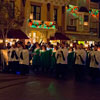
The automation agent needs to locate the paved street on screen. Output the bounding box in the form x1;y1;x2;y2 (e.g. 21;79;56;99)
0;73;100;100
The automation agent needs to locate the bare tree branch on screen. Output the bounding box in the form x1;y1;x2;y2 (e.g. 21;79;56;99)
0;0;24;47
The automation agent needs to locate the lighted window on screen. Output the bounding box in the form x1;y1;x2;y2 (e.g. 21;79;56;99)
31;5;41;20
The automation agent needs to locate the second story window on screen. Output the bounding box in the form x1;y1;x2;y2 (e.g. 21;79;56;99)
54;8;57;23
31;5;41;20
70;19;74;26
10;1;15;18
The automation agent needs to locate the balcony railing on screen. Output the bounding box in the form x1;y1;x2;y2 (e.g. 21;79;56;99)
67;26;76;31
28;19;56;29
90;28;98;33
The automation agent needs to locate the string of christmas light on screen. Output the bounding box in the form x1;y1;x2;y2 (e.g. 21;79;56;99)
66;4;99;19
89;9;99;18
66;5;79;18
28;19;55;29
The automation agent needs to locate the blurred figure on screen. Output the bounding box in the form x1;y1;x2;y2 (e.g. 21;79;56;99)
19;43;29;75
46;44;53;72
7;43;11;49
8;43;19;73
26;42;31;49
32;43;40;73
89;45;100;82
68;47;75;74
40;45;47;73
74;44;87;81
50;46;58;75
55;42;68;79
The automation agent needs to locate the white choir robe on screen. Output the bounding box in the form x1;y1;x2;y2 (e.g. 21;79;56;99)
1;49;8;66
19;49;29;65
55;47;68;64
8;48;19;62
90;51;98;68
75;49;87;65
95;51;100;68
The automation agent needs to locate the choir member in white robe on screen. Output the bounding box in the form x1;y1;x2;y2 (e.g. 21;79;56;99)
8;45;19;73
55;42;68;79
90;45;100;81
75;44;87;81
19;48;29;75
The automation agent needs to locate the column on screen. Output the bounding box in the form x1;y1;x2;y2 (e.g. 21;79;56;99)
41;3;47;21
57;6;62;26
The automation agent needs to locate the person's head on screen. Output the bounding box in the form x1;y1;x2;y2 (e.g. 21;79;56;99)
80;44;84;49
47;42;51;46
62;42;66;48
42;45;46;51
76;44;80;49
35;42;40;48
57;42;60;46
17;41;23;48
54;46;58;51
94;45;98;51
12;43;17;48
87;46;91;51
27;41;31;46
47;44;50;48
69;47;73;52
7;43;11;47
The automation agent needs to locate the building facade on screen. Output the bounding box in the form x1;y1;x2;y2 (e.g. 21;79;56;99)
7;0;100;43
64;0;100;42
21;0;67;43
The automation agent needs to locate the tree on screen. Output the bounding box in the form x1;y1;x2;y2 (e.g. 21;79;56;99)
0;0;24;48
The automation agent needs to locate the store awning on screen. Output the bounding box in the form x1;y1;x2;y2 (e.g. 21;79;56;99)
7;29;29;39
67;34;100;41
50;32;70;40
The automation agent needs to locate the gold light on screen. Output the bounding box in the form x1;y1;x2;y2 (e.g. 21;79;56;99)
84;22;88;26
70;43;73;47
30;13;33;20
0;40;3;43
85;43;88;48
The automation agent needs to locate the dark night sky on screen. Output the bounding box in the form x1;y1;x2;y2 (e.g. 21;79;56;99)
91;0;99;2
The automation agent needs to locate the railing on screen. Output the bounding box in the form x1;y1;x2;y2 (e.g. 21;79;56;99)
67;26;76;31
28;19;56;29
90;28;98;33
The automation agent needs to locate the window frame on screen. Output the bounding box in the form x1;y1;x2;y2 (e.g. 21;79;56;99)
31;5;41;20
54;8;58;23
